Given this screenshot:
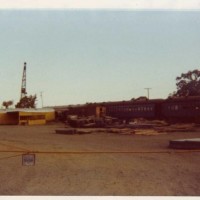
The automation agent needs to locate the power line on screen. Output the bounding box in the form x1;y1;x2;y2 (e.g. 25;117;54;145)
40;91;44;108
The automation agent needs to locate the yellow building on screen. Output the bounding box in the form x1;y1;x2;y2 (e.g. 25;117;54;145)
0;108;55;125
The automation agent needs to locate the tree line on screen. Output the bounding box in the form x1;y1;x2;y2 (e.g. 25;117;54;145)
169;69;200;97
2;95;37;109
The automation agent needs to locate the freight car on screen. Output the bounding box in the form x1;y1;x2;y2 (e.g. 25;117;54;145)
54;96;200;123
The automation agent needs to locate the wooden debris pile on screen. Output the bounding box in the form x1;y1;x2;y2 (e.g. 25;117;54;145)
55;116;197;136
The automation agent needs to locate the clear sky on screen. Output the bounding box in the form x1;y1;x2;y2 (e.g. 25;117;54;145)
0;10;200;108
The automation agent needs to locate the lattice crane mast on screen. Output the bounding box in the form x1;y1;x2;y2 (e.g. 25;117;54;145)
20;62;27;99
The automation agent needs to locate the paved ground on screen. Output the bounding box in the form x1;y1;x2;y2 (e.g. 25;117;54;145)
0;123;200;195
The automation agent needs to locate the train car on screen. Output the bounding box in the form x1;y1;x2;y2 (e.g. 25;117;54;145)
161;96;200;122
67;103;96;116
101;98;164;122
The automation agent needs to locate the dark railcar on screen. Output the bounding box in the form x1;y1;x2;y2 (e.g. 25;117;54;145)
161;96;200;122
54;104;96;121
67;104;96;117
103;99;163;121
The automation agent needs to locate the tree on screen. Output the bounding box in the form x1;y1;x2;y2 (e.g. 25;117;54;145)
15;95;37;108
170;69;200;97
2;100;13;109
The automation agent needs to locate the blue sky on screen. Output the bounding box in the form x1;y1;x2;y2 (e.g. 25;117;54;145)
0;10;200;107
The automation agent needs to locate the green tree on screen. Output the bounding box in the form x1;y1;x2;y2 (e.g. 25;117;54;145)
15;95;37;108
170;69;200;97
2;100;13;109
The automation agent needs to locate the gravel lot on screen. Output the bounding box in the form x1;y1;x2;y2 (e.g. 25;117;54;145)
0;123;200;196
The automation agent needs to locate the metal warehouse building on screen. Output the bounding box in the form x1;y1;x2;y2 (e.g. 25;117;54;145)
0;108;55;125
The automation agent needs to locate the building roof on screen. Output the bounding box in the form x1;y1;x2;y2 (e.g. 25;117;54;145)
0;108;55;113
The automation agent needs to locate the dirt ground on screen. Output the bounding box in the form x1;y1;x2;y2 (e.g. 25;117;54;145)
0;123;200;196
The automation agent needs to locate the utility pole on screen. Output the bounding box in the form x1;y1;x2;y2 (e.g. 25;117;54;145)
40;91;44;108
144;88;151;99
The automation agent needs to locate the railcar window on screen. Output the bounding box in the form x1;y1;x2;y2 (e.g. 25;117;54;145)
168;106;174;110
167;105;182;111
174;105;178;110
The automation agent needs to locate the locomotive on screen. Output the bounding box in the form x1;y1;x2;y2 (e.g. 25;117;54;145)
55;96;200;123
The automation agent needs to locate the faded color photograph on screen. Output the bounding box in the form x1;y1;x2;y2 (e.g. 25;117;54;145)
0;0;200;196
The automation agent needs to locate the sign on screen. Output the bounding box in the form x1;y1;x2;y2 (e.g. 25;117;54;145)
22;154;35;166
